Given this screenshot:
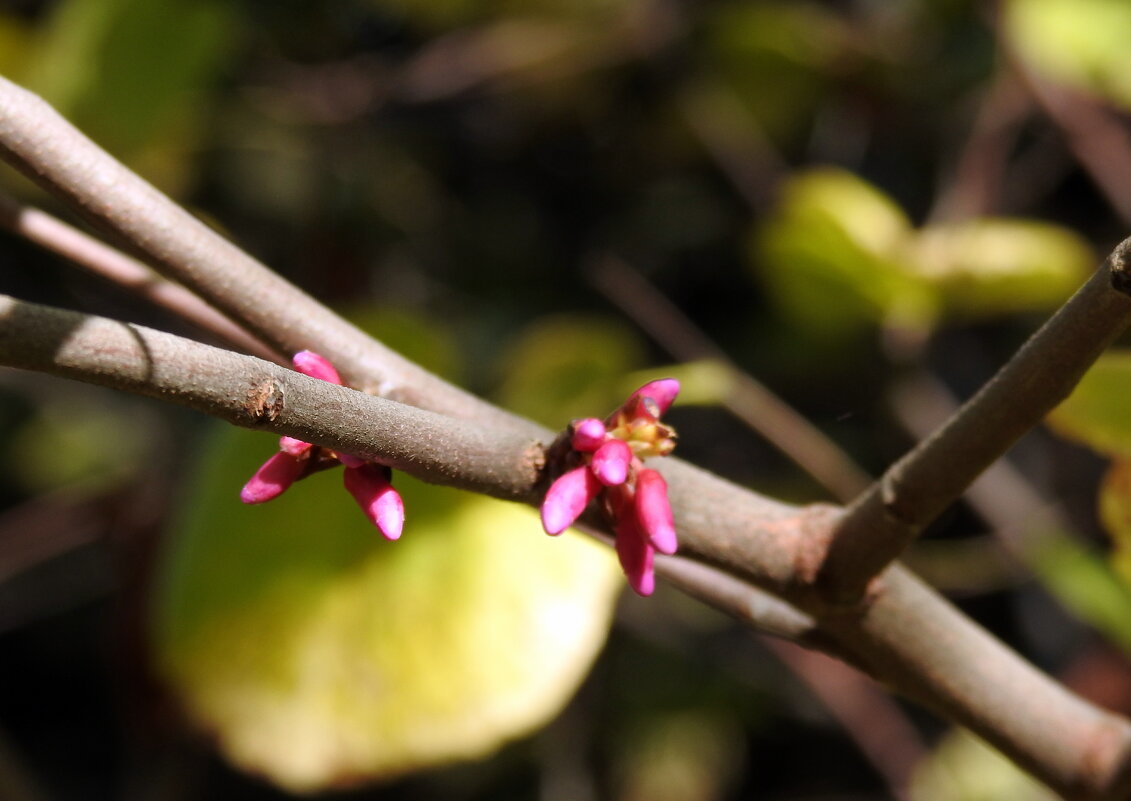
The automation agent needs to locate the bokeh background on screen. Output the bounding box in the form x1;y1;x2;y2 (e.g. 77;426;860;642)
4;1;1131;799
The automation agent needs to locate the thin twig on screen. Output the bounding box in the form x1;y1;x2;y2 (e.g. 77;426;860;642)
1007;52;1131;228
3;294;1131;798
927;69;1032;224
589;254;871;502
818;248;1131;604
0;190;280;362
0;75;526;433
763;638;925;800
6;77;1131;797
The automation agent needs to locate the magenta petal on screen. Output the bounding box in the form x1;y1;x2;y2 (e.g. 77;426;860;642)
344;464;404;540
240;451;304;504
591;439;631;486
292;350;343;385
570;418;608;452
613;505;656;596
634;468;677;555
631;378;680;416
337;453;366;468
279;436;313;456
541;465;602;535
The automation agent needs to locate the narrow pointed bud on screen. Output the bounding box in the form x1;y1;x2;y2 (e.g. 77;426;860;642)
241;452;305;504
337;453;366;469
634;468;677;555
631;378;680;416
292;350;343;385
541;465;602;535
610;487;656;596
279;436;313;456
570;418;607;452
590;439;632;486
343;464;404;540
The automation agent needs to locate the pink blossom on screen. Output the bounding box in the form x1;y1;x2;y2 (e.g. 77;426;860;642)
570;418;607;452
292;350;343;384
240;351;406;539
634;468;677;555
631;378;680;416
539;378;680;596
343;463;404;541
279;436;312;456
240;451;308;504
610;487;656;596
541;465;603;535
591;439;631;486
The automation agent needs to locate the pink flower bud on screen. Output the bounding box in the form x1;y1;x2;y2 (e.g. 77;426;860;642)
337;453;366;469
279;436;313;456
634;468;677;555
292;350;343;385
541;465;602;535
343;464;404;540
570;418;607;452
590;439;632;486
240;451;306;504
630;378;680;416
609;488;656;596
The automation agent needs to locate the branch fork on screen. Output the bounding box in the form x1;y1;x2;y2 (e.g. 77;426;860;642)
5;74;1131;798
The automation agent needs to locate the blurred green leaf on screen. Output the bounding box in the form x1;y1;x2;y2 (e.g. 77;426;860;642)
153;424;620;792
495;314;645;425
614;711;743;801
0;14;33;77
754;168;932;337
1047;351;1131;457
910;727;1058;801
706;2;843;141
1098;459;1131;589
1006;0;1131;109
22;0;233;186
757;170;1094;340
351;305;465;385
911;219;1091;318
1026;527;1131;657
6;396;148;494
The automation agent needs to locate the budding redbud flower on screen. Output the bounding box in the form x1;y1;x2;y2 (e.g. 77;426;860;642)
541;465;602;535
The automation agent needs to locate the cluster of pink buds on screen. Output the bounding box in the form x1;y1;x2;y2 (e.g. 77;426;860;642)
240;350;404;540
541;379;680;596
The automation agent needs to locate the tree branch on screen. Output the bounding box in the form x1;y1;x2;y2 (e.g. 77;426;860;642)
0;75;522;432
588;254;871;503
3;293;1131;797
5;75;1131;797
0;190;279;362
817;248;1131;604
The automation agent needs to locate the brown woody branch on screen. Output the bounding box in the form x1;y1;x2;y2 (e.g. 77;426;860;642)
4;293;1131;798
5;76;1131;797
818;249;1131;604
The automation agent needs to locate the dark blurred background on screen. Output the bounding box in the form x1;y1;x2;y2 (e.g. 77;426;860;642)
3;1;1131;799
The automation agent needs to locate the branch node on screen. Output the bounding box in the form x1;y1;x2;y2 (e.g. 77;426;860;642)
1108;235;1131;296
792;503;844;586
244;377;285;424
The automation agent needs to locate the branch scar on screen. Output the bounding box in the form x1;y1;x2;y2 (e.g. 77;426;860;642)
245;377;285;423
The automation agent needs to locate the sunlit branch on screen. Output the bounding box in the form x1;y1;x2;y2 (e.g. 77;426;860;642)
0;75;523;433
589;254;872;503
818;246;1131;604
3;293;1131;797
5;76;1131;797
